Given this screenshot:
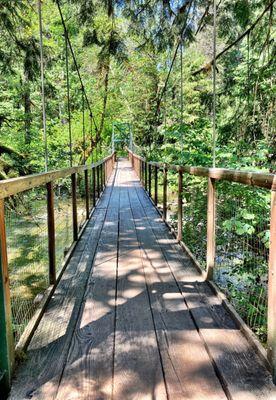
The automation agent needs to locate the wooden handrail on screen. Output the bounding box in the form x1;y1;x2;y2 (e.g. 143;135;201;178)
0;152;116;395
128;148;276;382
0;154;115;200
128;149;276;190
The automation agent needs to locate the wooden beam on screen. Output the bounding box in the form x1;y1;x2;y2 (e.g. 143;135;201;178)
127;149;276;190
0;154;115;200
96;165;100;198
71;173;78;241
268;190;276;383
163;164;168;221
84;170;90;220
206;178;216;280
92;167;96;207
0;199;14;396
148;164;152;198
47;182;56;284
177;170;183;242
154;166;158;206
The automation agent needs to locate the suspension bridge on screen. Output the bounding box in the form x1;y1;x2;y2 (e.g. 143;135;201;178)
0;1;276;399
0;148;275;399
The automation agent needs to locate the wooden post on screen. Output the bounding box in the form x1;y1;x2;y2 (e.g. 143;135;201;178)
145;162;148;192
97;165;100;198
84;170;90;220
71;173;78;241
154;166;158;206
104;161;107;185
177;170;183;242
46;182;56;284
268;190;276;383
163;164;167;221
0;199;14;396
92;167;96;207
206;178;216;280
101;164;104;192
149;164;152;198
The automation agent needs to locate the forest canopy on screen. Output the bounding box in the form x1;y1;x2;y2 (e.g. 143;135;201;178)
0;0;275;176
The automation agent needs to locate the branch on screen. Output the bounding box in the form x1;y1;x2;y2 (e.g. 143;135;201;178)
192;0;276;76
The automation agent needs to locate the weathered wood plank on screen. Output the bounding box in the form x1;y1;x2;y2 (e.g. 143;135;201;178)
133;172;276;400
55;166;120;400
9;170;117;400
0;154;115;200
128;172;227;400
128;150;276;190
113;172;167;400
9;159;276;400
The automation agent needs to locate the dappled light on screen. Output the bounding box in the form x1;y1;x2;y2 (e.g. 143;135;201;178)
7;160;276;400
0;0;274;398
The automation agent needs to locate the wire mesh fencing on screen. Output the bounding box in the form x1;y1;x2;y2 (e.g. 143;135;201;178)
5;188;49;344
182;175;208;268
214;182;270;343
166;169;178;226
77;172;86;231
89;167;96;211
54;177;73;274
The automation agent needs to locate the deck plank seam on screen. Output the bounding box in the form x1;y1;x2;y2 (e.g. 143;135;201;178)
131;177;232;400
54;163;119;399
126;185;172;400
111;167;121;400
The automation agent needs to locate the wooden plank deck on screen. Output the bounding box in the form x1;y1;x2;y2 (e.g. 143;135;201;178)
9;159;276;400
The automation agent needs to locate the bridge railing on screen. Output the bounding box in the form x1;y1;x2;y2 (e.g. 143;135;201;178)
128;148;276;381
0;152;116;394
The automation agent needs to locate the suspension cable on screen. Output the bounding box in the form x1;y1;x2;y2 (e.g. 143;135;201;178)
65;31;73;167
180;40;184;152
82;88;86;163
38;0;48;172
90;115;94;163
212;0;217;168
193;0;275;76
56;0;99;136
156;0;193;113
180;41;184;126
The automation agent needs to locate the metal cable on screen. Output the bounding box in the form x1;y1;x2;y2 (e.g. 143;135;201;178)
38;0;48;171
65;32;73;167
180;41;184;152
212;0;217;168
55;0;99;136
156;0;194;114
82;88;86;163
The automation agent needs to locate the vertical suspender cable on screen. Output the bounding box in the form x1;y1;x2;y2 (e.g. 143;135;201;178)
247;31;250;113
90;114;94;163
82;88;86;163
164;91;167;131
212;0;217;167
180;40;184;152
65;32;73;167
180;42;184;126
38;0;48;172
112;122;115;153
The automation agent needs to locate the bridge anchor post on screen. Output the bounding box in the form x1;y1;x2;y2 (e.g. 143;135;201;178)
206;178;216;280
0;199;14;396
163;164;168;221
177;169;183;242
268;189;276;383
